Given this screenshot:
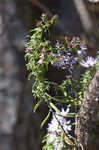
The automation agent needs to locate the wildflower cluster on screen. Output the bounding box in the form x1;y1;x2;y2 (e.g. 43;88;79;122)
25;14;99;150
51;38;87;74
43;108;72;150
48;108;71;134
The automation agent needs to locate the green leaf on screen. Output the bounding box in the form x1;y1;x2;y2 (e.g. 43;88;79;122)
65;113;75;118
64;134;75;146
50;102;60;113
30;29;34;32
34;100;42;112
41;110;51;128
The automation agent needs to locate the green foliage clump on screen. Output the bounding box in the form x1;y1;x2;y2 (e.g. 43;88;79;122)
25;14;98;150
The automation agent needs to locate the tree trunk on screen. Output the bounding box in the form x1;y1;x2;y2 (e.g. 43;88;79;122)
75;70;99;150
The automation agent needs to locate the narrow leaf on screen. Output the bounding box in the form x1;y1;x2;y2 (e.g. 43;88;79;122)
41;110;51;128
64;134;75;146
34;100;42;112
50;102;60;113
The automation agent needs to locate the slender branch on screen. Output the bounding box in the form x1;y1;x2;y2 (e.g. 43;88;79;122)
74;0;93;33
73;0;99;50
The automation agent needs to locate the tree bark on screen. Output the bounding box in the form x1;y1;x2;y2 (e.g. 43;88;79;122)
75;70;99;150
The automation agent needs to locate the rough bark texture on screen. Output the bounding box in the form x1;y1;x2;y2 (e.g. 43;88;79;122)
0;0;45;150
75;70;99;150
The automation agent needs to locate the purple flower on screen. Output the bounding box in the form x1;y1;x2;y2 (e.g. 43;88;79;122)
57;50;62;56
61;108;69;116
80;56;97;68
47;108;71;134
47;115;58;133
97;55;99;61
77;50;86;58
69;56;77;65
64;55;70;62
25;47;32;53
47;108;71;150
80;44;87;50
77;44;87;58
52;57;65;67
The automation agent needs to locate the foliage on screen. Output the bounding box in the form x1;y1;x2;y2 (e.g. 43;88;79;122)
25;14;99;150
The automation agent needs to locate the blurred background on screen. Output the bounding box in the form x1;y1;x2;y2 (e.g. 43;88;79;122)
0;0;99;150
